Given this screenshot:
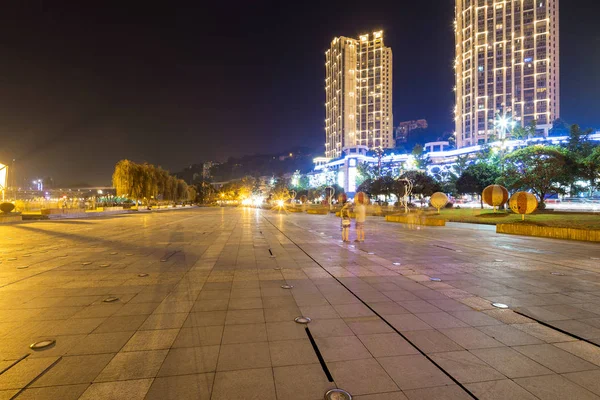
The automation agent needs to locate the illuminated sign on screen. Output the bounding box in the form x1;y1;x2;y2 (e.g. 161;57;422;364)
0;163;6;194
348;167;357;193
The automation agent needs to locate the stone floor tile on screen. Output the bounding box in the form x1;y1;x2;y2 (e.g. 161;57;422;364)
266;321;309;341
478;324;544;346
482;309;534;324
315;335;372;362
357;333;419;357
222;323;267;344
145;373;214;400
42;317;106;336
95;349;168;381
93;314;148;333
414;312;469;329
184;311;227;327
0;357;59;390
378;354;454;390
512;323;578;343
368;302;410;316
274;364;336;400
328;358;399;396
403;329;463;353
471;347;553;378
269;339;319;367
386;314;432;332
466;379;538;400
449;310;504;327
514;343;598;373
171;326;224;347
345;316;394;335
353;392;408;400
262;296;299;309
563;370;600;396
225;309;264;325
440;327;504;350
333;303;375;318
31;354;114;387
191;299;229;312
515;374;600;400
426;299;472;312
228;297;263;310
398;300;443;313
264;307;301;322
298;305;340;319
0;390;18;400
66;331;134;355
121;329;179;351
554;341;600;366
158;346;220;376
308;318;354;338
79;378;153;400
217;342;271;371
431;351;505;383
114;302;160;316
198;290;230;300
11;384;89;400
212;368;276;400
403;385;473;400
139;312;188;330
551;320;600;340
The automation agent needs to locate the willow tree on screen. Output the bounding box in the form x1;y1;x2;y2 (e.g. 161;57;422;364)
112;160;134;198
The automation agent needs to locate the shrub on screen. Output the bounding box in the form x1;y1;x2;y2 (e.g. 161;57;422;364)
0;203;15;213
445;202;454;209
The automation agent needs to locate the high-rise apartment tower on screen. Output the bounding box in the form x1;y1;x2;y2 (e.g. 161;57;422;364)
455;0;560;148
325;31;393;159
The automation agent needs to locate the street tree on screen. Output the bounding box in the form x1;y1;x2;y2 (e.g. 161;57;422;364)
501;145;571;208
401;171;440;204
456;163;501;208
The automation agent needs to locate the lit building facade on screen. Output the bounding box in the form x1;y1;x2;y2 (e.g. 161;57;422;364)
395;119;429;144
455;0;560;148
325;31;393;159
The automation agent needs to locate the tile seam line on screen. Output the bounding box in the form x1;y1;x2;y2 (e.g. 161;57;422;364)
261;214;478;400
9;356;63;399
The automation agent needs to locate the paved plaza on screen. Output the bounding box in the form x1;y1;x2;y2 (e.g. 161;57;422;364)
1;208;600;399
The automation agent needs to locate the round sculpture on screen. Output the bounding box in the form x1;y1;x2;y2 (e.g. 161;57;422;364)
338;193;348;204
0;203;15;213
430;192;449;214
509;192;538;220
482;185;509;212
354;192;369;205
299;195;308;204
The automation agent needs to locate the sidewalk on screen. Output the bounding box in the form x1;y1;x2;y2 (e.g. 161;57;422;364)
0;208;599;399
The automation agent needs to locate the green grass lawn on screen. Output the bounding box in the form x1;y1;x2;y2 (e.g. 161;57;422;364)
431;208;600;230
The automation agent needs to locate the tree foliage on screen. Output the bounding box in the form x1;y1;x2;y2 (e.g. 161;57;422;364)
500;146;571;206
112;160;190;204
456;162;500;208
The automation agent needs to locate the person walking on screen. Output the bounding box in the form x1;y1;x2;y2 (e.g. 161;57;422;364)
340;201;351;243
354;200;366;242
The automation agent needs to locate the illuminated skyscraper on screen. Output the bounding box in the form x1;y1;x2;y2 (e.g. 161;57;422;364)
455;0;560;148
325;31;393;159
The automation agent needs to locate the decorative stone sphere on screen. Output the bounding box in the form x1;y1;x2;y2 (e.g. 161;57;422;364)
299;195;307;204
482;185;509;208
355;192;369;205
509;192;538;216
338;193;348;204
430;192;449;210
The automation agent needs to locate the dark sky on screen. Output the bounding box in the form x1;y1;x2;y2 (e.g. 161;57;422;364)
1;1;599;186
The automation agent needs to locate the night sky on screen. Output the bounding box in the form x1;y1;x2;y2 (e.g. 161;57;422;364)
1;1;598;186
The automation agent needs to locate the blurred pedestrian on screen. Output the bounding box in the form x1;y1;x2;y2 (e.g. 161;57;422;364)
354;201;366;242
340;201;351;242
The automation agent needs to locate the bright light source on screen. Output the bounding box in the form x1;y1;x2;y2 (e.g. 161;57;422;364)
276;200;285;207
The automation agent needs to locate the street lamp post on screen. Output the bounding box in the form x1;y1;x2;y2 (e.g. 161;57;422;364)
494;107;517;173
